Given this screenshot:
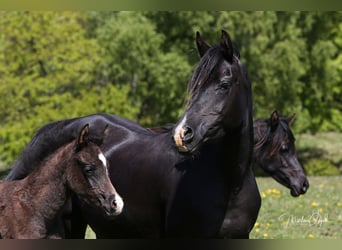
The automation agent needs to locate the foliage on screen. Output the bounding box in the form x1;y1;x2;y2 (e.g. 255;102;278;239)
0;11;341;168
296;132;342;175
304;159;340;176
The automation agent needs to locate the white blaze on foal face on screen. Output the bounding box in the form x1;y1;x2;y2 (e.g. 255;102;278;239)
98;152;107;169
98;151;124;215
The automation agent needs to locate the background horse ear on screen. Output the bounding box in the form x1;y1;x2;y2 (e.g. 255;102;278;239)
77;124;89;149
287;113;296;126
196;31;210;57
220;30;234;63
270;110;279;131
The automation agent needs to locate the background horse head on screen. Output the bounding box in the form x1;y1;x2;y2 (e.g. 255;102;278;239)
173;30;253;154
253;111;309;197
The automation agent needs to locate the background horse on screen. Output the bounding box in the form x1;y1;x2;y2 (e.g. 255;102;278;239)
6;30;256;238
0;124;123;239
253;111;309;197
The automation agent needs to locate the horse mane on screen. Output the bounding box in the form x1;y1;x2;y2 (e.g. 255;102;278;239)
254;116;295;157
5;120;104;181
186;44;241;104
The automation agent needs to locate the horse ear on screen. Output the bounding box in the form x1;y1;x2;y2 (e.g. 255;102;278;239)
287;113;296;126
77;124;89;148
220;30;234;63
270;110;279;131
196;31;210;57
102;124;109;142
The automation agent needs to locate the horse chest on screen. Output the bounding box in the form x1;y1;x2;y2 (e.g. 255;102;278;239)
165;160;229;237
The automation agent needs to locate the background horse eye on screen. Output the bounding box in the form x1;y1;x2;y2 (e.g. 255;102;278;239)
280;144;289;153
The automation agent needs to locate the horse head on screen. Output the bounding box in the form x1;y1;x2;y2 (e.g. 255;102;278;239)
174;30;252;153
68;124;124;217
254;111;309;197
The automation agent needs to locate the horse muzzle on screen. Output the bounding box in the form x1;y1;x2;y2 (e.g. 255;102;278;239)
99;193;124;217
290;178;310;197
173;125;194;152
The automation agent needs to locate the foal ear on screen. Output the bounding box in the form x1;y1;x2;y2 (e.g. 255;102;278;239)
287;113;296;126
220;30;234;63
196;31;210;57
270;110;279;131
77;124;89;147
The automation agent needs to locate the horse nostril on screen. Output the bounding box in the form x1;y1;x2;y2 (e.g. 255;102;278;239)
112;198;117;209
182;126;194;143
302;180;310;193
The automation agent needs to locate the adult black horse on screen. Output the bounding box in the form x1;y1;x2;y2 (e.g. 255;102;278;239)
6;30;257;238
253;111;309;197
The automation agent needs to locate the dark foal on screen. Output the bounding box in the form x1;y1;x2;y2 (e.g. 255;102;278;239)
253;111;309;196
0;124;123;239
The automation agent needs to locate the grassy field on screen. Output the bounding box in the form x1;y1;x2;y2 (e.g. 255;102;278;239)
250;176;342;239
86;176;341;239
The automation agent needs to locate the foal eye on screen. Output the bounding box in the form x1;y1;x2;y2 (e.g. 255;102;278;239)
83;164;95;175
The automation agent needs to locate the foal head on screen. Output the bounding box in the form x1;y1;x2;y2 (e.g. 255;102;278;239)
254;111;309;197
174;30;252;153
67;124;123;216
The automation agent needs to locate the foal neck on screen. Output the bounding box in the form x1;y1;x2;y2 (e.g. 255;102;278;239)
22;141;76;214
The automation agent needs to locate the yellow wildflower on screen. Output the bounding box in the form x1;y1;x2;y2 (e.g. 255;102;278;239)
311;201;319;207
263;233;268;237
308;234;315;239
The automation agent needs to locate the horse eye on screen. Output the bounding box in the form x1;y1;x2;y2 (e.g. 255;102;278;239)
219;81;230;90
280;144;289;152
83;164;95;175
219;77;231;90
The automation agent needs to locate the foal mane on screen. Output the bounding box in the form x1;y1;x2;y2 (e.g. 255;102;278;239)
5;120;103;181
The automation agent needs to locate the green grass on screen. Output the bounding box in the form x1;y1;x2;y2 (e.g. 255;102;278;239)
250;176;342;239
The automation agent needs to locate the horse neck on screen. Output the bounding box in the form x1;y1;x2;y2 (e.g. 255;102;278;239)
220;118;254;191
23;141;75;214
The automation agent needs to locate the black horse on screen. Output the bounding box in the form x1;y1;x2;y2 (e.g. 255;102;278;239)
253;111;309;197
6;30;256;238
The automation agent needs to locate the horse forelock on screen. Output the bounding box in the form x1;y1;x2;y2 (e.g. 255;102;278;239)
187;46;222;100
186;45;243;105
